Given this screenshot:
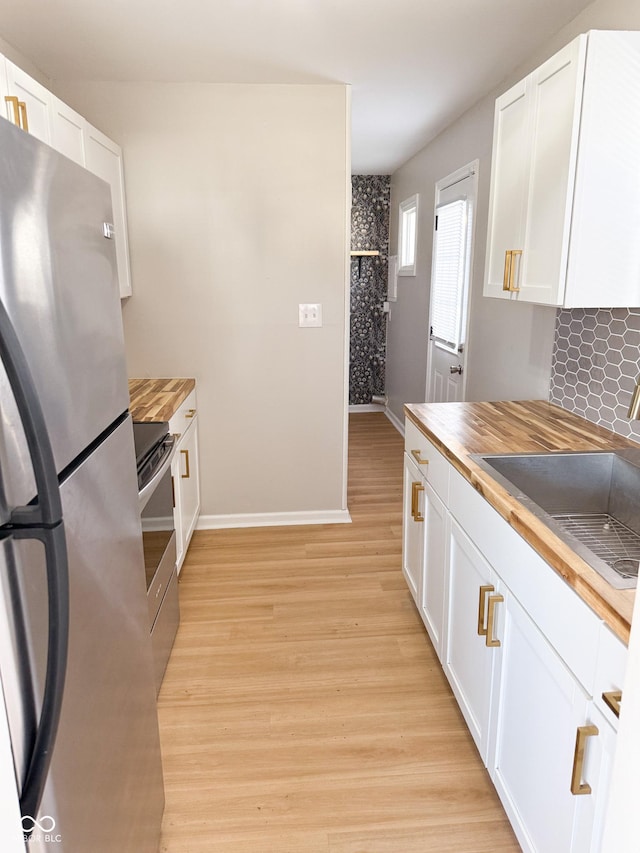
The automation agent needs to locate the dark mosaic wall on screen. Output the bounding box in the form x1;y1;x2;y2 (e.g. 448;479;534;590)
550;308;640;440
350;175;390;405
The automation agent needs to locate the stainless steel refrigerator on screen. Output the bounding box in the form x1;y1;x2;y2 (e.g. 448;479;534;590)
0;116;164;849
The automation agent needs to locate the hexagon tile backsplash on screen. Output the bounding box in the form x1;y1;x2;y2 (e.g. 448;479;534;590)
550;308;640;440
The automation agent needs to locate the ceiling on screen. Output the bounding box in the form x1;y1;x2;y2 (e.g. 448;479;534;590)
1;0;595;174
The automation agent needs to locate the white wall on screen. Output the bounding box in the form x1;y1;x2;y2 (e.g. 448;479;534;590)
54;81;351;524
387;0;640;423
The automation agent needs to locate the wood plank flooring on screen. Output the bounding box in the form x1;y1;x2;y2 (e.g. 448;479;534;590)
157;413;520;852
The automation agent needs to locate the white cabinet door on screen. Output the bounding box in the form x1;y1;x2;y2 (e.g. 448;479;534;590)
84;125;133;298
4;60;52;144
402;454;425;606
444;519;501;762
0;59;9;113
484;38;584;305
484;77;530;300
580;709;616;853
177;417;200;567
490;590;597;853
520;37;584;305
50;96;86;166
171;452;185;574
419;481;447;660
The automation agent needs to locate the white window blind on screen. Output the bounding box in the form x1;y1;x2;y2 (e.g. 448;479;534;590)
431;198;469;351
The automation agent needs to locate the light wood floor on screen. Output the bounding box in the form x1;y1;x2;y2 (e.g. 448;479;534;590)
157;413;520;852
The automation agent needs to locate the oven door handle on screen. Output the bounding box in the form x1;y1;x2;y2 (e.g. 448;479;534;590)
138;436;177;512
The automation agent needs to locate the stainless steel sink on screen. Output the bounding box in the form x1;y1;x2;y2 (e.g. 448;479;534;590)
471;449;640;589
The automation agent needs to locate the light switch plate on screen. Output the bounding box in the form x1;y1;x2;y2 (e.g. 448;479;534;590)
299;303;322;327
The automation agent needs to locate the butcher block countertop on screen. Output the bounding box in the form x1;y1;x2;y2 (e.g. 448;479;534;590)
129;378;195;423
405;400;638;644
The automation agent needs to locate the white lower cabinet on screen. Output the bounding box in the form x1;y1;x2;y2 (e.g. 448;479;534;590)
402;453;425;606
402;427;448;661
419;482;447;658
169;390;201;573
445;520;498;761
402;416;625;851
491;590;598;853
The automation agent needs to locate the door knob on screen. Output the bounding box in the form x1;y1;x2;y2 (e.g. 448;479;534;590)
450;365;463;375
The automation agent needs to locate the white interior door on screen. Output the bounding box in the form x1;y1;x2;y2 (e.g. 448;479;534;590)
427;162;478;403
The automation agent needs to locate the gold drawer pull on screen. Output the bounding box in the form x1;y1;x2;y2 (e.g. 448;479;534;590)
185;408;196;419
477;585;494;636
181;449;190;479
411;449;429;465
4;96;20;126
571;725;599;795
411;481;424;522
18;101;28;131
602;690;622;719
485;594;504;647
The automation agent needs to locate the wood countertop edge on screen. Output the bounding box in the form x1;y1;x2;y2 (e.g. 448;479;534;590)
404;402;635;645
128;377;196;423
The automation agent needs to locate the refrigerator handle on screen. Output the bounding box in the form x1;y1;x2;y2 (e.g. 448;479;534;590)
0;300;70;824
13;524;69;828
0;298;62;526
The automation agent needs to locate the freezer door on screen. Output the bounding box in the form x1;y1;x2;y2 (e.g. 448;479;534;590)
0;418;164;852
0;116;129;512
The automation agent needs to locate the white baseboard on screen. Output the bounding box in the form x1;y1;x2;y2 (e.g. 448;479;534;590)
348;403;385;413
197;509;352;530
384;406;405;436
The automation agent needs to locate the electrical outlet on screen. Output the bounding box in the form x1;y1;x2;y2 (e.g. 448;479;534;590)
299;303;322;327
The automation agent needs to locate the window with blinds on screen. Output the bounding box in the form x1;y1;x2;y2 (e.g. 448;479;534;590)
430;198;469;352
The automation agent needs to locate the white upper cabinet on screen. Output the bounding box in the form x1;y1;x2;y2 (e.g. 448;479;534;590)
4;59;53;145
484;31;640;308
0;55;133;300
50;96;86;166
84;126;133;299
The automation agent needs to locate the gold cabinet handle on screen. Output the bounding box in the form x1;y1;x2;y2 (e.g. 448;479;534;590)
411;449;429;465
180;448;190;479
571;725;599;795
602;690;622;719
185;408;196;419
477;585;494;636
502;249;523;292
509;249;522;292
410;481;424;522
485;594;504;647
502;250;512;292
4;96;20;127
18;101;28;131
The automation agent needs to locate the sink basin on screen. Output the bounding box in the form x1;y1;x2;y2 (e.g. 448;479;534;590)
471;449;640;589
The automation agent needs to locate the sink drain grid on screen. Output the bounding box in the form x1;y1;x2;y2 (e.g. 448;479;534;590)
550;513;640;579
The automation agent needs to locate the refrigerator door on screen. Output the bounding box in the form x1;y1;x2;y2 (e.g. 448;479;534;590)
0;116;129;512
0;418;164;852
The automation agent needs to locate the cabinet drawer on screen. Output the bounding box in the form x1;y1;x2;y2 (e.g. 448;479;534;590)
449;467;600;694
594;623;627;730
168;388;197;438
404;418;449;501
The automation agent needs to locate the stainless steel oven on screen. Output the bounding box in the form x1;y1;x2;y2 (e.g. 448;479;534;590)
133;421;180;693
